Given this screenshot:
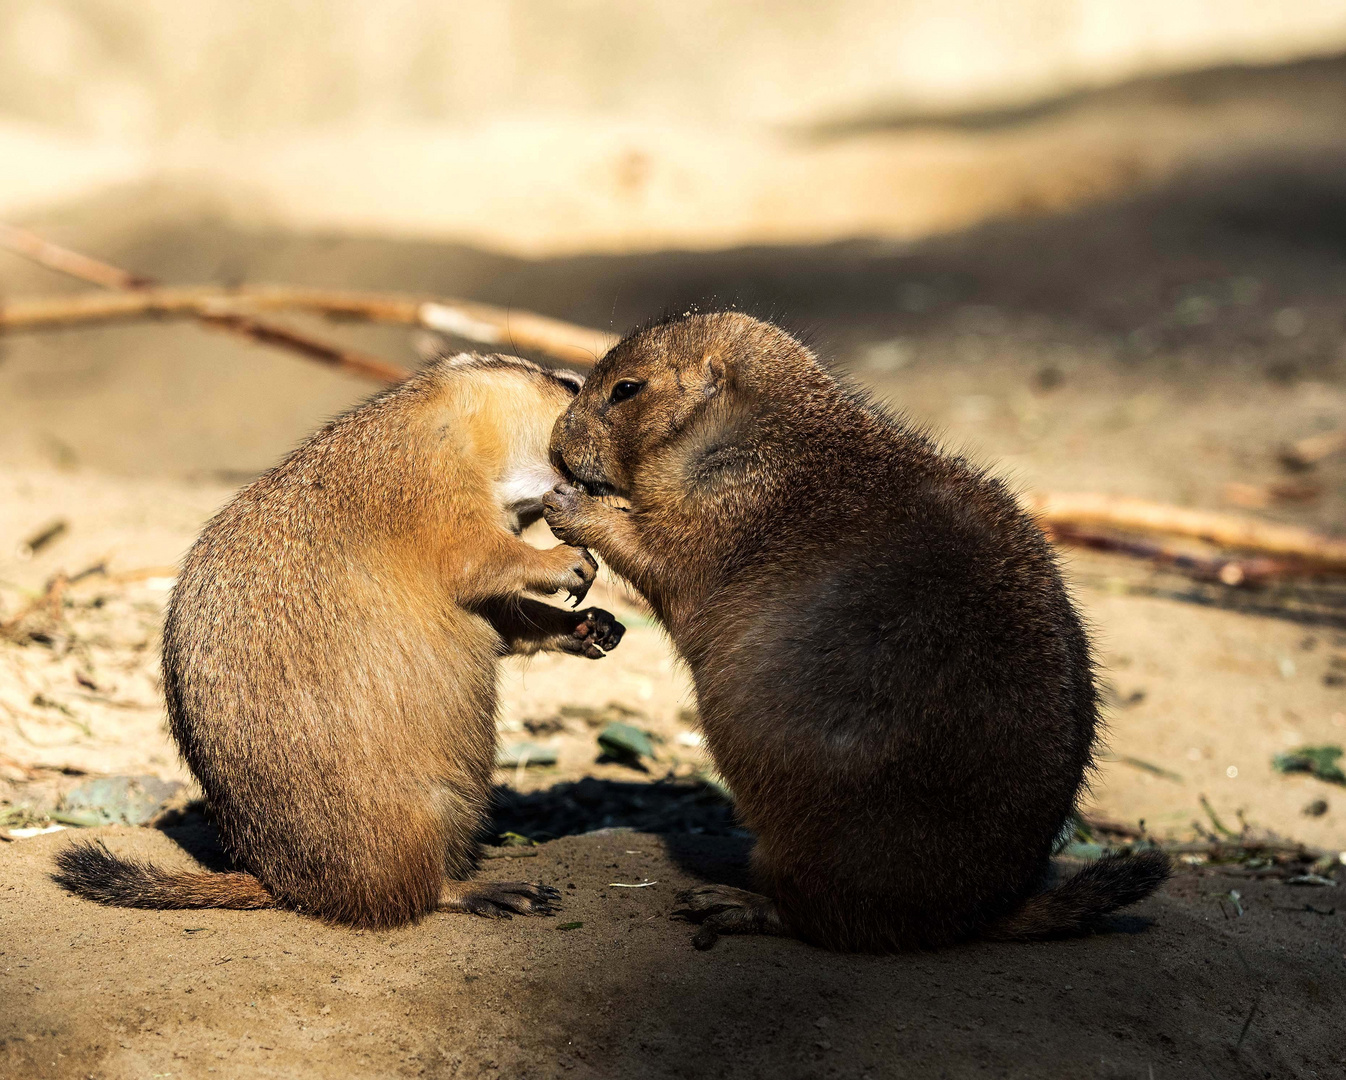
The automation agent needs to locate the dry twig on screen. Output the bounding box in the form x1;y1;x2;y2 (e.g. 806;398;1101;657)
0;221;151;289
15;518;68;560
1222;480;1321;509
1030;492;1346;572
0;224;410;383
0;561;170;643
0;285;615;368
1078;813;1145;838
1044;524;1292;586
1079;813;1330;864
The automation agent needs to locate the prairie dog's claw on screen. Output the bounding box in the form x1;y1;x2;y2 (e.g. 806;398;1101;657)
565;546;598;605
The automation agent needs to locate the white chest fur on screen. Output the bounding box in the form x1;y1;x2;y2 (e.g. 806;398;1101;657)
495;462;564;534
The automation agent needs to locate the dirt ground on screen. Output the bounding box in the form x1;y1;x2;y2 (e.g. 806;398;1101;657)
2;826;1345;1080
4;57;1346;1079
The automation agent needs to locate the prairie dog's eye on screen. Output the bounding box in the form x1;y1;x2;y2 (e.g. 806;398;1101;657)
609;379;645;404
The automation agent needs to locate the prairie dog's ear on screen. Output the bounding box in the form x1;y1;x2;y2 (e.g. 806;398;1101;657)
551;369;585;395
703;355;725;398
669;354;729;431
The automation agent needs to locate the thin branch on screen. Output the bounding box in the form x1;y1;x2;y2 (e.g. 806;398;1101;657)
1030;491;1346;571
195;310;411;383
1078;814;1328;861
1044;524;1294;585
0;222;152;290
0;225;410;383
0;571;68;642
0;285;617;368
1078;814;1144;838
418;299;616;366
1160;839;1325;858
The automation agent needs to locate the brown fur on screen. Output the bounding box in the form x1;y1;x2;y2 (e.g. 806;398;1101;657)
55;353;623;928
544;312;1168;952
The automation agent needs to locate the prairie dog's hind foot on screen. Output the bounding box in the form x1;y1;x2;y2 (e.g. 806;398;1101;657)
673;885;788;950
569;607;625;657
482;597;624;658
438;880;561;919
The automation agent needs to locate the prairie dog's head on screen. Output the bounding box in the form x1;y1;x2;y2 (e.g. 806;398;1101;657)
431;352;584;532
550;312;814;497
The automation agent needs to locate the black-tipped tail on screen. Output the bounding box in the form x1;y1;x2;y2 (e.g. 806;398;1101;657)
985;850;1171;941
53;841;274;911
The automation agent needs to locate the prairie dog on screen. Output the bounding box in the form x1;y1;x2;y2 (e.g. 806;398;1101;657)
544;312;1168;952
55;353;624;928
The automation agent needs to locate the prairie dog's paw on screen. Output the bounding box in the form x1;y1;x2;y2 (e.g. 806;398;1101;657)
542;481;584;515
545;483;630;549
548;544;597;605
439;880;561;919
672;885;786;950
542;482;588;545
570;607;625;658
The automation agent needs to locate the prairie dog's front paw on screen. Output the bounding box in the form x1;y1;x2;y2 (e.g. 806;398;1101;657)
543;482;593;546
542;482;583;541
544;483;631;546
546;544;597;605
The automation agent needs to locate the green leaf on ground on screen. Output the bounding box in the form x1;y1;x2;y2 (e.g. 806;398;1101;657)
596;722;655;764
1272;745;1345;785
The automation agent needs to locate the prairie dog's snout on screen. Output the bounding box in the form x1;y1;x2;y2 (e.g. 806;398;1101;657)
548;405;614;497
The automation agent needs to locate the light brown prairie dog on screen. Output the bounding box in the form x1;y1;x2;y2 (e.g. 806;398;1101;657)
55;353;624;927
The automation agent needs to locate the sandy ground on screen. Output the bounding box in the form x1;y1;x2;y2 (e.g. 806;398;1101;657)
4;58;1346;1079
3;826;1345;1080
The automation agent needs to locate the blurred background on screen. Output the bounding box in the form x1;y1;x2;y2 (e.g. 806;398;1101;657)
4;0;1346;857
4;0;1346;477
2;0;1346;479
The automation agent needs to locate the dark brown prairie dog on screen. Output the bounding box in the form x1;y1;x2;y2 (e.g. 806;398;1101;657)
545;312;1168;952
55;353;623;928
